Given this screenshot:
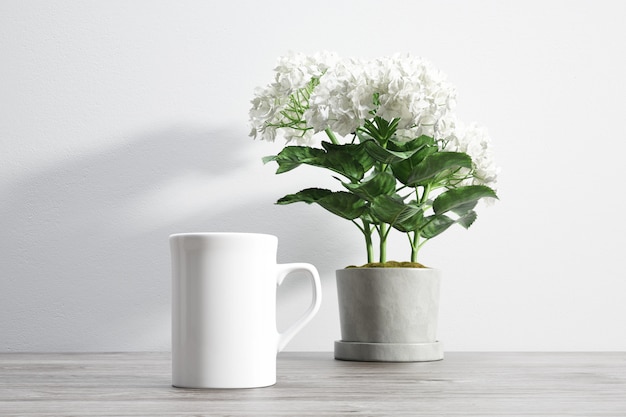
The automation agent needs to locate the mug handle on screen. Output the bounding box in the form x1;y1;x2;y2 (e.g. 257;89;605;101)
275;263;322;352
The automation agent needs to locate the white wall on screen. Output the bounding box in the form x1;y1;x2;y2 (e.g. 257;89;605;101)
2;0;625;352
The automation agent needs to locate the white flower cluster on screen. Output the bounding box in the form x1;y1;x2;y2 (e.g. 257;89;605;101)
249;52;499;186
249;52;456;144
305;54;457;138
249;51;339;144
443;121;500;189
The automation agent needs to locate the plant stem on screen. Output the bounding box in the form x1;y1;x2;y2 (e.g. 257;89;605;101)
379;223;388;263
411;232;420;263
324;128;339;145
409;184;432;263
363;221;373;263
419;183;432;204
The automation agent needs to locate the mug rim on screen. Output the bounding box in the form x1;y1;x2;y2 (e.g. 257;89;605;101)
169;232;277;240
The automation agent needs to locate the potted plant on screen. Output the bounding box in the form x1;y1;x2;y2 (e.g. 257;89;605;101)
249;52;499;362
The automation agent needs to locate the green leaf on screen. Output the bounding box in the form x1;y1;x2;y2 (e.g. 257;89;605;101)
277;188;333;205
433;185;498;215
317;192;367;220
421;210;478;239
321;153;365;182
276;188;366;220
421;215;455;239
262;155;277;164
387;135;433;153
270;143;371;182
450;201;478;216
343;172;396;201
370;195;422;227
362;140;420;164
390;136;438;185
271;146;326;174
392;207;425;233
360;117;399;143
321;141;376;179
406;152;473;186
457;210;477;229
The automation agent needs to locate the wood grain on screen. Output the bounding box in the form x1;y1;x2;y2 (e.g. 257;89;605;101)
1;352;625;416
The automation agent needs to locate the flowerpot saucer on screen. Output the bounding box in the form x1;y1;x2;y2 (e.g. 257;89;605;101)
334;340;443;362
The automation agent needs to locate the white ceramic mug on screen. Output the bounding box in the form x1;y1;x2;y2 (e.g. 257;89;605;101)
170;232;322;389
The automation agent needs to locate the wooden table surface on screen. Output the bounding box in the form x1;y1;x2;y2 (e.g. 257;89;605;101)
1;352;625;416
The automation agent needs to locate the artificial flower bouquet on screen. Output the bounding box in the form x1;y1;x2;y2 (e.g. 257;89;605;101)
249;52;499;265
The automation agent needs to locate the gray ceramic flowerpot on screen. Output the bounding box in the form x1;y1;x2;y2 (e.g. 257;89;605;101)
334;267;443;362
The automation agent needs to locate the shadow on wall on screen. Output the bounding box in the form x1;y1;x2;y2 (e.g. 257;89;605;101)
0;125;354;351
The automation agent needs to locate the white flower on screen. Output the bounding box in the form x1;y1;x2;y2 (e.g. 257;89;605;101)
250;52;460;145
249;51;339;144
273;51;338;92
305;58;375;137
444;122;500;189
300;54;458;141
249;52;498;190
371;55;456;132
